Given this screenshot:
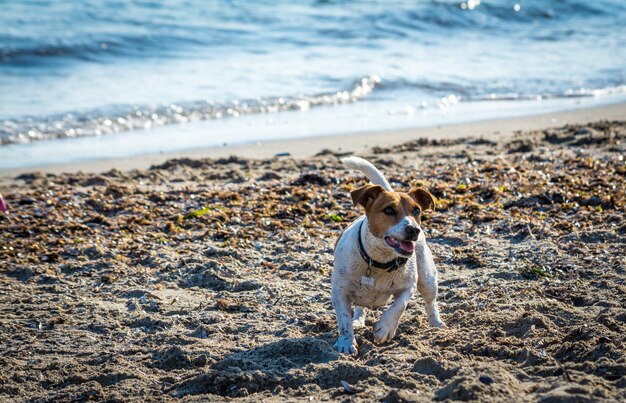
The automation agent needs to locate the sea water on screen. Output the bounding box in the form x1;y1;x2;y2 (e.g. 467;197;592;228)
1;0;625;168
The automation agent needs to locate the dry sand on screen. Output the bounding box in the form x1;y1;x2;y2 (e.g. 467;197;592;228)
1;106;625;401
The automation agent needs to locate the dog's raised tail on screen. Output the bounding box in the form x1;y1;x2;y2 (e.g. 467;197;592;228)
341;156;392;191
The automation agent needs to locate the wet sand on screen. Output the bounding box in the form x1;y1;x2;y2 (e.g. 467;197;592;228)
2;102;625;180
1;108;625;401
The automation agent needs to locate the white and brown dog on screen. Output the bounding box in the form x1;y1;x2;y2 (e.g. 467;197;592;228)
332;157;444;354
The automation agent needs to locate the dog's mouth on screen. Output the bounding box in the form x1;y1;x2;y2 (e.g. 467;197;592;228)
384;236;415;256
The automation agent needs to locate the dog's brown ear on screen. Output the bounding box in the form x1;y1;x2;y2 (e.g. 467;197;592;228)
351;184;385;209
409;188;436;212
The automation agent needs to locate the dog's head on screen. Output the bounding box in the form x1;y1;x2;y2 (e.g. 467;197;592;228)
351;184;435;256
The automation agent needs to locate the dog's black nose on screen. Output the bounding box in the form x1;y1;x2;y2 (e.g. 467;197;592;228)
405;225;420;241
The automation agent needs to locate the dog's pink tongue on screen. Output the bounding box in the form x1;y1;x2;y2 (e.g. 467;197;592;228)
399;240;415;253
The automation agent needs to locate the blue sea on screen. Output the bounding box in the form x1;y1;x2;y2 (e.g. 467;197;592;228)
1;0;626;168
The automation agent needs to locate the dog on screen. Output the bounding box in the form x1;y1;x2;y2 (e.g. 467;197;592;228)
331;156;444;354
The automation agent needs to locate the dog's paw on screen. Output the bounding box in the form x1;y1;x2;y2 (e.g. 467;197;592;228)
334;338;358;355
428;315;445;328
373;317;399;344
352;306;367;328
425;302;445;328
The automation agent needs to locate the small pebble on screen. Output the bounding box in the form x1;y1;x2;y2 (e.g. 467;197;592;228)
340;380;355;394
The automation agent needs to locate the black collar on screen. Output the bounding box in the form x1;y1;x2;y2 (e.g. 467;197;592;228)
357;221;409;272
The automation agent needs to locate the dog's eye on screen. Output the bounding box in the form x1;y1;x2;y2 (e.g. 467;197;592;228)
412;207;421;216
383;206;396;216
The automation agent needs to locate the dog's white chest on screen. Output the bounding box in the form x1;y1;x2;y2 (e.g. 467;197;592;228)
349;269;405;308
351;285;393;309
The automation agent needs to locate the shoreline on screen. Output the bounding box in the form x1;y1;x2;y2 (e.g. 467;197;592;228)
1;101;625;184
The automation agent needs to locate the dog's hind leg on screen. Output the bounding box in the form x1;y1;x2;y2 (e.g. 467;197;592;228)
416;243;445;328
353;306;367;328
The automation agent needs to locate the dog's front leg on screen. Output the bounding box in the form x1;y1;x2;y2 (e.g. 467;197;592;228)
332;290;358;354
373;287;414;343
416;243;445;328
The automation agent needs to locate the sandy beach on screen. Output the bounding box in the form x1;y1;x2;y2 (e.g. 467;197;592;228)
1;104;625;401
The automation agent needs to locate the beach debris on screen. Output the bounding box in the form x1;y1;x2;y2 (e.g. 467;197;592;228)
101;273;118;284
521;259;551;279
294;173;328;186
329;213;342;222
258;171;282;181
0;193;7;213
315;148;353;157
340;380;356;395
183;206;210;219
